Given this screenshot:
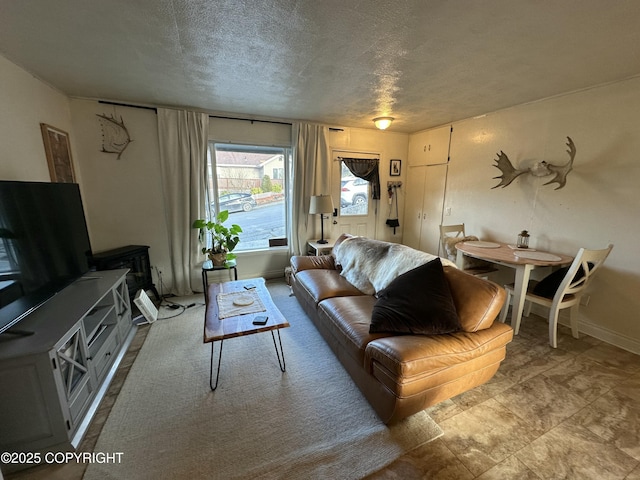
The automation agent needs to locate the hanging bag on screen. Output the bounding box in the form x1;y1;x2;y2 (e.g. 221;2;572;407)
385;186;400;233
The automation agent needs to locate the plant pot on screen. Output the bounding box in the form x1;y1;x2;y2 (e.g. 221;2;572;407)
209;252;227;266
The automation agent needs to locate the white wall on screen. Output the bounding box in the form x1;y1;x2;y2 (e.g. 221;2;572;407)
69;99;172;291
430;77;640;353
0;55;74;182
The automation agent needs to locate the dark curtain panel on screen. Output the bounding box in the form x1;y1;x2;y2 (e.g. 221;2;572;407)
340;157;381;200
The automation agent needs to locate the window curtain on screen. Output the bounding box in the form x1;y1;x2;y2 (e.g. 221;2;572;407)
291;123;330;255
157;109;209;295
340;157;381;200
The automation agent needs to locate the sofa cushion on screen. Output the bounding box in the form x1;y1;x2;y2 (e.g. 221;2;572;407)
294;269;365;305
318;295;387;366
370;259;461;335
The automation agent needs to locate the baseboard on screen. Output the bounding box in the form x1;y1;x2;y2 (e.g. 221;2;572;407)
571;320;640;355
529;305;640;355
263;269;287;280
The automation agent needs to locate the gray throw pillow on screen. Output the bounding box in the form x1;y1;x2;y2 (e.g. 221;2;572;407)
370;258;461;335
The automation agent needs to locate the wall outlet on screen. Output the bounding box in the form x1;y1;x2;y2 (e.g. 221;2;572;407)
445;207;452;216
580;295;590;306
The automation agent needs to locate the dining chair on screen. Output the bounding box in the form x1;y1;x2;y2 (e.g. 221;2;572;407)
499;244;613;348
440;224;497;278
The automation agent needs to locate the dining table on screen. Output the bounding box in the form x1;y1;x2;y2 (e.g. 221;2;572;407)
455;240;574;334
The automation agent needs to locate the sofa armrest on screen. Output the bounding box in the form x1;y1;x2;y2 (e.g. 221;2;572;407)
364;322;514;378
290;255;337;274
443;266;506;332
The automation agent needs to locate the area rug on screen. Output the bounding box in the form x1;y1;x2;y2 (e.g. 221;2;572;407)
84;280;442;479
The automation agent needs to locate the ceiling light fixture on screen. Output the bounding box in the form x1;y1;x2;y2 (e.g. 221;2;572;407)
373;116;394;130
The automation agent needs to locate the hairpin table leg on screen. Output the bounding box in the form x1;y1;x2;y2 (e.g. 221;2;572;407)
210;339;224;391
271;329;286;372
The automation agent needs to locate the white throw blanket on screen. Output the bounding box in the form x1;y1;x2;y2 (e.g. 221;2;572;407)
333;236;457;295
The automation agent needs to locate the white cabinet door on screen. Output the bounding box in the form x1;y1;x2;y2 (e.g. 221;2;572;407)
403;164;447;255
419;164;447;255
403;166;426;250
407;125;452;166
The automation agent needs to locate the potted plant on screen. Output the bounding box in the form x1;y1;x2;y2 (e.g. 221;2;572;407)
192;210;242;266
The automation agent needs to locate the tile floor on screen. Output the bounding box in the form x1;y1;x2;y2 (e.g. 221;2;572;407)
6;311;640;480
368;314;640;480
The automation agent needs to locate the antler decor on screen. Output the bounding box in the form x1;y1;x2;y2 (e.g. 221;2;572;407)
492;137;576;190
96;113;133;159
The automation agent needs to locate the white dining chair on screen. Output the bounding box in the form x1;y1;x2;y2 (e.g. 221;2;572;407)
440;224;497;278
499;244;613;347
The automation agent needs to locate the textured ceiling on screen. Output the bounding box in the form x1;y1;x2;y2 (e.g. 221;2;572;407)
2;0;640;133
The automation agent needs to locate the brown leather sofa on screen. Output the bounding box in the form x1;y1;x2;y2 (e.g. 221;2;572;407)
290;238;513;424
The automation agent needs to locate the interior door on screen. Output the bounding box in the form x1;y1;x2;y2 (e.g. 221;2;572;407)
419;163;447;255
403;166;426;249
332;150;379;239
403;164;447;254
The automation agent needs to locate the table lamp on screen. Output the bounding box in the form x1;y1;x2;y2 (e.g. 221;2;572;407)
309;194;334;244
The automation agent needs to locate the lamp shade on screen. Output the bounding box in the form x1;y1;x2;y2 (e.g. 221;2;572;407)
309;194;334;214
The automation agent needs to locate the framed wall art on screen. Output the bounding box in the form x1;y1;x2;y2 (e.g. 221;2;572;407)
390;159;401;177
40;123;76;183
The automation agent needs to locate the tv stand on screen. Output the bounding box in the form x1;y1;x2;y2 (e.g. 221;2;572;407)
0;270;134;473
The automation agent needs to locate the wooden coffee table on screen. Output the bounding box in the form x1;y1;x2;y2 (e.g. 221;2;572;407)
204;277;289;390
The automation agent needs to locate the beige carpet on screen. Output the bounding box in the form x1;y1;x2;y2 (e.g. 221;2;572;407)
84;281;442;480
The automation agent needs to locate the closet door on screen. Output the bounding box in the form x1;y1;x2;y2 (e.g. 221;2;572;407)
403;165;427;250
418;163;447;255
403;164;447;255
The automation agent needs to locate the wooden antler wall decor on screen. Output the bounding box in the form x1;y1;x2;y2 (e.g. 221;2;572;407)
96;113;133;159
492;137;576;190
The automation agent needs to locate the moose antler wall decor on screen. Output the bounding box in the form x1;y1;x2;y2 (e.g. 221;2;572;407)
492;136;576;190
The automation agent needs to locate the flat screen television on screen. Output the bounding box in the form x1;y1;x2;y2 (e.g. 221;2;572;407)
0;181;92;334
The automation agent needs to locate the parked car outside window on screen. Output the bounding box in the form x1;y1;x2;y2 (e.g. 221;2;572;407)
340;178;369;206
216;193;257;212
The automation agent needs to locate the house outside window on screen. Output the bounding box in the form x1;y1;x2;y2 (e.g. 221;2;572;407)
207;143;289;251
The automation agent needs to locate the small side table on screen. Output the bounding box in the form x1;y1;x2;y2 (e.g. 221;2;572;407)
202;259;238;304
307;239;335;256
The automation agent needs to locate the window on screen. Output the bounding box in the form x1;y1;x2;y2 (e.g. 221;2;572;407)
272;167;285;180
339;162;369;216
207;143;289;251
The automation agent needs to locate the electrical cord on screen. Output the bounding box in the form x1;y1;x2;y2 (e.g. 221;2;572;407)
157;302;186;319
152;266;205;319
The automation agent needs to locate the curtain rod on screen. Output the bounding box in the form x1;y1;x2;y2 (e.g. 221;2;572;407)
97;100;343;130
210;114;343;131
209;114;291;126
99;100;157;112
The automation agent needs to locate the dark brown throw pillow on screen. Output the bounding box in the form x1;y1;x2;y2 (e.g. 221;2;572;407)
370;258;461;335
